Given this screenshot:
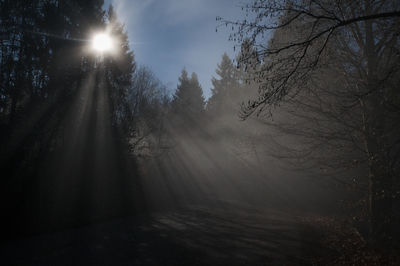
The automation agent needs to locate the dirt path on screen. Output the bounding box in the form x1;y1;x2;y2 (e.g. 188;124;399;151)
1;203;329;265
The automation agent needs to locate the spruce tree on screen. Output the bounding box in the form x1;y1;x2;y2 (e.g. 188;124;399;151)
171;69;205;125
104;4;136;136
0;0;139;237
207;53;240;115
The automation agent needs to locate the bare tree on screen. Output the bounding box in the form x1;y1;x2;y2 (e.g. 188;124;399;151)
219;0;399;116
221;0;400;244
128;66;170;157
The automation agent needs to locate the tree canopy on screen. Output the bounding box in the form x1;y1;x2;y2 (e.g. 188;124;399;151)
171;69;205;126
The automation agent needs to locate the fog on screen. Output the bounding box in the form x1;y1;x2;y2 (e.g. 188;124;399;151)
1;0;399;265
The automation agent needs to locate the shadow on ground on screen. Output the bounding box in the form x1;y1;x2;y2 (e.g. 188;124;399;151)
1;201;329;266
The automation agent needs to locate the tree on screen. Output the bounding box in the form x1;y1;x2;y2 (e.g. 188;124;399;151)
0;0;105;180
128;65;170;157
207;53;241;115
171;69;205;126
218;0;400;116
221;0;400;244
0;0;141;238
103;4;136;140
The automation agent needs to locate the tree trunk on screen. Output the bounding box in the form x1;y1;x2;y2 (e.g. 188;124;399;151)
368;138;393;243
364;2;394;244
9;95;17;125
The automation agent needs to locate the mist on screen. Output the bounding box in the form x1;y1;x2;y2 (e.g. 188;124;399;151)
1;0;399;265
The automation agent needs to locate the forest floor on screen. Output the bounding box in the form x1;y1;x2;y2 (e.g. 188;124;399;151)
1;201;399;266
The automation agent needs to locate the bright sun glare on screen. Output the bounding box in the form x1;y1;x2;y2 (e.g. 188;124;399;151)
92;33;112;52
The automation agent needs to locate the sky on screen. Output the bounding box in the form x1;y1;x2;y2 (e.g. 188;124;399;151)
103;0;244;99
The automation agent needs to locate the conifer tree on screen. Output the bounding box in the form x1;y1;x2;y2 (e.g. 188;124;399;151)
207;53;240;115
0;0;140;237
171;69;205;125
103;4;136;136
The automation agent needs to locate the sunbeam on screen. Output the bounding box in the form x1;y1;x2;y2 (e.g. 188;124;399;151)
1;1;399;264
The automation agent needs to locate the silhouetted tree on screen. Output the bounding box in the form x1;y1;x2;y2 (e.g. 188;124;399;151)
221;0;400;244
0;0;142;238
0;0;104;180
219;0;400;116
128;65;170;157
102;4;136;141
171;69;205;126
207;53;241;115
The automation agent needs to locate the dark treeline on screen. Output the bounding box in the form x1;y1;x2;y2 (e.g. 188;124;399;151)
0;0;141;238
1;0;399;259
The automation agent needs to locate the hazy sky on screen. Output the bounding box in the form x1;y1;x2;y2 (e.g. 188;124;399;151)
103;0;244;98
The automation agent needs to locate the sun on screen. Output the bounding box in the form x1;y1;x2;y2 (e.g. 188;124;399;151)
92;33;113;52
